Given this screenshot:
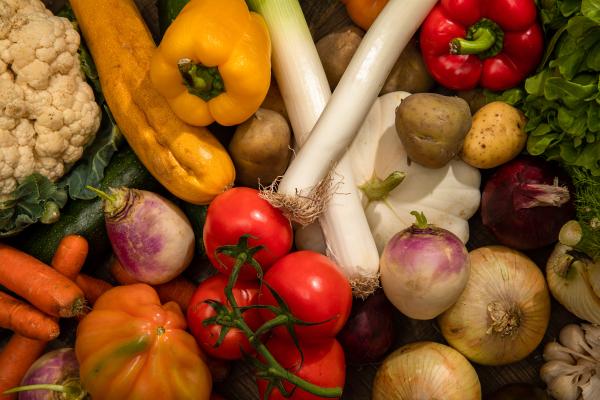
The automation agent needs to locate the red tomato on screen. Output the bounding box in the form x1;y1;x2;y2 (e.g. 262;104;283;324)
203;187;293;280
256;336;346;400
259;251;352;339
187;274;261;360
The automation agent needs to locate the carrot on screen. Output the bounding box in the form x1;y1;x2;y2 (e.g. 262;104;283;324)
0;292;59;342
0;243;86;318
108;257;139;285
109;257;196;311
75;274;113;305
0;334;47;400
155;276;197;312
51;235;89;280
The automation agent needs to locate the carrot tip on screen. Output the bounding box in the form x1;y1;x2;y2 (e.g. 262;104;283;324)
60;297;87;318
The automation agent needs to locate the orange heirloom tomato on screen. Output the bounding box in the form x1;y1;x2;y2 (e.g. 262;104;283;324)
75;284;212;400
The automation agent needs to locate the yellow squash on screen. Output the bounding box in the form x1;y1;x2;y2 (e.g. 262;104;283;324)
70;0;235;204
151;0;272;127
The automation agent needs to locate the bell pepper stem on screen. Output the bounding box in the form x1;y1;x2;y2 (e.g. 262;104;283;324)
450;27;496;55
178;58;225;101
450;18;504;58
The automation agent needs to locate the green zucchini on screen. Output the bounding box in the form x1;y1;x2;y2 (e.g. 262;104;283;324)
157;0;190;37
14;146;160;266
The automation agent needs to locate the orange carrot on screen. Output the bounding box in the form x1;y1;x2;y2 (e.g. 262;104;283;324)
0;334;47;400
51;235;89;280
75;274;113;305
155;276;197;312
0;244;86;318
108;257;139;285
0;292;59;342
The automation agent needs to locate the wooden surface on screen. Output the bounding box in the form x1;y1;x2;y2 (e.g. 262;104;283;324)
37;0;578;398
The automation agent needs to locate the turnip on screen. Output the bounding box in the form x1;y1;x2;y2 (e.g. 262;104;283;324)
87;186;195;285
4;348;86;400
380;211;469;320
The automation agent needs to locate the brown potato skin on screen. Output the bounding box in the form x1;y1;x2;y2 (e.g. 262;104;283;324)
228;108;292;188
395;93;472;169
316;26;364;89
316;28;433;93
381;37;435;94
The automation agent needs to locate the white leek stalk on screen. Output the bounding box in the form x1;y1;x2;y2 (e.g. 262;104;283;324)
248;0;380;296
275;0;438;211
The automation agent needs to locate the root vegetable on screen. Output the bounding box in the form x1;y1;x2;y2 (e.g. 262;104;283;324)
0;244;85;318
89;186;195;285
0;335;47;400
228;108;292;188
7;348;85;400
0;292;59;342
461;101;528;169
316;29;434;94
380;212;469;320
439;245;551;366
316;26;365;89
395;93;472;168
481;156;575;250
372;341;481;400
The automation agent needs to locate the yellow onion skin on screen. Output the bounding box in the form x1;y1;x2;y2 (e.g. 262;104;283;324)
372;341;481;400
439;246;551;366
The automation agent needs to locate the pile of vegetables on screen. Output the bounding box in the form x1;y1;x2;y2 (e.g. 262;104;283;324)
1;0;600;399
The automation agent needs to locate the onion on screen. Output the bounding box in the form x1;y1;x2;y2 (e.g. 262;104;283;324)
438;246;551;366
3;348;85;400
337;290;397;364
546;242;600;324
481;156;575;250
380;211;469;320
372;341;481;400
89;186;195;285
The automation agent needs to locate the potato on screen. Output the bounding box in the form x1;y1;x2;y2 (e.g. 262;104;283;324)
460;101;527;169
316;28;434;94
395;93;472;168
228;108;292;188
260;80;288;121
381;37;434;94
316;26;364;89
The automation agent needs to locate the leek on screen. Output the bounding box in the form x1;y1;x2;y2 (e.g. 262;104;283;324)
248;0;380;296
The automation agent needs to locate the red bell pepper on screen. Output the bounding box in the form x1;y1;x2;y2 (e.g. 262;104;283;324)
419;0;544;91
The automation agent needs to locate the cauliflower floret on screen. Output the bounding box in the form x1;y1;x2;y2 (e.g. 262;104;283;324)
0;0;100;195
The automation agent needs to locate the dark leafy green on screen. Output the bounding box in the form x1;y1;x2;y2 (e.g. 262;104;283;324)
0;174;68;236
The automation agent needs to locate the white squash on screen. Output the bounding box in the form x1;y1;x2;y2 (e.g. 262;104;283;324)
348;91;481;252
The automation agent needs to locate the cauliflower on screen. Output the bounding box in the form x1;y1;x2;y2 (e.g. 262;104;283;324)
0;0;101;195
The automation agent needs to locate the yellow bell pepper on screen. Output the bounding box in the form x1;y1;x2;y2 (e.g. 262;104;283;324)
151;0;272;127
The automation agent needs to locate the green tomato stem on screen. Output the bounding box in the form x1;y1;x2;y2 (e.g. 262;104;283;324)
216;239;342;398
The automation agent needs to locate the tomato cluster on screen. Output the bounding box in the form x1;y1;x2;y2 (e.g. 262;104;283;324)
186;187;353;399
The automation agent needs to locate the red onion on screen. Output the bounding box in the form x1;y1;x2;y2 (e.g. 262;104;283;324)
338;290;397;364
481;156;575;250
89;186;195;284
380;212;469;320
